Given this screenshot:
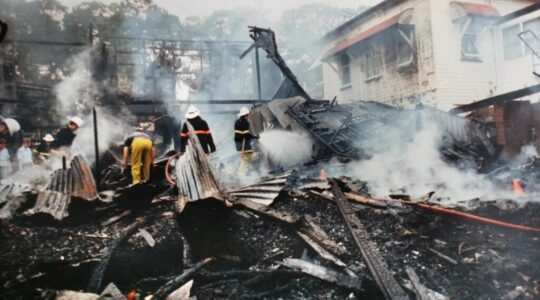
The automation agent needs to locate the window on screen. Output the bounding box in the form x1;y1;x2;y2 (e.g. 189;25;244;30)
456;17;481;60
365;48;383;80
396;10;416;68
397;27;415;67
522;18;540;55
503;25;523;60
503;18;540;60
338;53;351;86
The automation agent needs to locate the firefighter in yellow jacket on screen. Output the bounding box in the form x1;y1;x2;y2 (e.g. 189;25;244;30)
122;124;154;185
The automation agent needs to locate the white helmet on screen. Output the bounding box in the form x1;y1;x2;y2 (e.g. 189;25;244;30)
238;107;250;117
67;116;84;127
2;118;20;136
43;134;55;142
185;105;200;119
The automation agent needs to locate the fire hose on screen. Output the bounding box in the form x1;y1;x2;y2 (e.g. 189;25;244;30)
406;201;540;233
346;193;540;233
165;153;181;186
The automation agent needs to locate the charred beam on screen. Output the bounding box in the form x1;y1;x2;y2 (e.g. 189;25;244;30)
329;180;409;300
279;258;362;290
0;19;7;43
495;3;540;25
4;38;87;46
87;218;147;293
449;83;540;114
152;257;214;300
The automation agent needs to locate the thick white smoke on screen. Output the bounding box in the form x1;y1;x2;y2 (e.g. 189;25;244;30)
70;109;132;164
54;50;97;118
337;123;513;204
258;129;313;168
54;48;133;165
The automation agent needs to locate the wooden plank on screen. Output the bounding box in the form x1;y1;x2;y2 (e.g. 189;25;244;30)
405;267;449;300
330;180;409;300
101;210;132;227
296;231;347;267
152;257;214;299
280;258;362;291
236;199;298;224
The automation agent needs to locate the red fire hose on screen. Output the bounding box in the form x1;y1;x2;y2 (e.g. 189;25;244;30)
164;153;181;186
403;201;540;233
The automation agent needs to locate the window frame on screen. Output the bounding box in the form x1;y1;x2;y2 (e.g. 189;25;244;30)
396;26;416;68
502;17;540;61
337;53;351;87
364;47;383;81
456;16;482;61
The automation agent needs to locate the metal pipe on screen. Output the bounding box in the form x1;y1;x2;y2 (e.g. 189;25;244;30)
255;46;262;101
93;107;100;189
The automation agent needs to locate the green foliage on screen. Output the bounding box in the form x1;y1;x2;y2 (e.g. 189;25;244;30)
0;0;365;85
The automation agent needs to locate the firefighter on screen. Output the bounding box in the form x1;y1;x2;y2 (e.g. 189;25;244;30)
122;124;155;185
179;105;216;155
35;134;54;165
51;116;84;157
234;107;259;176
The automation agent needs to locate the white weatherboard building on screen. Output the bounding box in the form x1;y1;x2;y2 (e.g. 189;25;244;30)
319;0;539;110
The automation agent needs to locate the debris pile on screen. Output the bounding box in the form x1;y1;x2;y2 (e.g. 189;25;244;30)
1;136;540;299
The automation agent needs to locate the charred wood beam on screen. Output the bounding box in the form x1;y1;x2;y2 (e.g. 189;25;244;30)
246;26;312;101
329;180;409;300
4;38;87;46
296;231;348;268
495;3;540;25
102;35;250;45
405;267;449;300
279;258;362;290
238;282;297;299
87;218;147;293
0;19;7;43
449;83;540;114
235;199;299;224
152;257;214;300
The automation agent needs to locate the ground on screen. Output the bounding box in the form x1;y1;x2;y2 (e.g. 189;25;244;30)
1;176;540;299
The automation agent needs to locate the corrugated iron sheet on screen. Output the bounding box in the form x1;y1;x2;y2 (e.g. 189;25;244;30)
226;171;292;206
71;155;98;200
46;155;98;201
26;155;98;220
173;124;291;210
26;190;71;221
175;123;222;203
0;182;34;220
0;182;33;206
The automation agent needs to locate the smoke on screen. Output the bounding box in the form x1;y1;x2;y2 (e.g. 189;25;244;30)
7;165;52;186
70;109;132;164
54;50;97;118
516;144;539;164
258;130;313;168
334;120;512;204
53;46;134;165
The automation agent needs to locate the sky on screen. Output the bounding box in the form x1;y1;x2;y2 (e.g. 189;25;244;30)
59;0;382;21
